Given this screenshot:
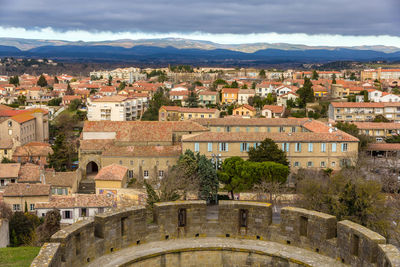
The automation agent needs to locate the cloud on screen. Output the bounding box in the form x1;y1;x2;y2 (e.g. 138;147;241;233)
0;0;399;36
1;27;400;48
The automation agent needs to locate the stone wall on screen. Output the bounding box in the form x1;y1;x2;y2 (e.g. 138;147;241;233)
0;219;9;248
31;201;400;267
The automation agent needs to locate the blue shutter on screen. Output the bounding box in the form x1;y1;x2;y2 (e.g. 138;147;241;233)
246;143;249;152
282;143;285;151
226;143;229;152
219;143;222;151
332;143;337;152
254;143;257;149
240;143;243;152
195;143;199;152
286;143;289;152
341;143;344;152
299;143;301;152
208;143;212;152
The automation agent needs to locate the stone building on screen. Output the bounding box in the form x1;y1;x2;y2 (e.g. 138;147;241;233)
3;183;50;212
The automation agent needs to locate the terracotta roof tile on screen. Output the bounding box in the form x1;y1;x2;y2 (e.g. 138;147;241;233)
4;183;50;197
44;170;78;187
0;163;20;178
95;164;127;181
102;145;181;157
262;105;285;114
35;194;113;209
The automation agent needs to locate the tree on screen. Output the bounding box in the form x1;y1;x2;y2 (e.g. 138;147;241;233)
142;88;171;121
187;89;199;108
48;97;62;106
332;73;337;84
230;81;239;88
1;157;16;163
251;82;256;89
0;202;12;220
241;84;248;89
335;121;359;136
193;81;203;87
118;81;126;91
68;99;81;111
218;157;253;198
296;77;314;107
9;212;36;246
48;133;73;171
373;114;390;122
108;75;112;86
197;154;219;202
37;74;48;87
54;76;59;84
17;95;26;106
259;69;266;79
36;209;61;245
311;70;319;80
9;75;19;86
349;72;357;81
248;138;289;166
65;82;74;95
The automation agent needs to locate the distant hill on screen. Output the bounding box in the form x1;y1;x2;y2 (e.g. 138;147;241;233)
0;37;400;65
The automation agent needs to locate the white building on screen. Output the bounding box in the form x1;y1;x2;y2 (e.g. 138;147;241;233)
238;89;255;105
35;194;114;224
87;96;142;121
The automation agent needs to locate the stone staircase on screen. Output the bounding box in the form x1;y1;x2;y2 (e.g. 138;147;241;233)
205;205;221;236
78;179;96;194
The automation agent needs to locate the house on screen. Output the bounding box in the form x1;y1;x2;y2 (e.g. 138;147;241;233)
17;163;42;183
313;85;328;97
169;90;189;105
44;170;80;195
182;118;359;171
159;106;220;121
0;163;20;187
0;138;13;161
255;82;275;97
35;194;114;224
221;88;239;104
237;89;255;105
12;142;53;165
198;91;219;106
94;164;128;190
87;96;142;121
3;183;50;212
262;105;285;118
99;86;117;96
328;102;400;122
233;105;256;118
62;95;81;106
277;92;299;107
353;122;400;141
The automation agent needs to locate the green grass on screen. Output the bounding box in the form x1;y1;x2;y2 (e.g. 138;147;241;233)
0;247;40;267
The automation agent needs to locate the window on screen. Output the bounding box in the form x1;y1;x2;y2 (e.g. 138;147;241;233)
246;127;249;132
226;126;231;132
236;127;240;132
63;210;72;219
282;143;289;152
217;127;221;132
300;216;308;237
81;208;87;217
57;188;63;195
341;143;348;152
332;143;337;152
307;161;313;167
321;143;326;152
255;127;259;132
8;121;12;127
119;160;123;164
294;162;300;167
291;127;296;133
267;127;271;133
30;204;35;211
98;207;104;214
320;161;326;167
207;143;213;152
13;204;20;211
331;161;336;167
159;170;164;178
130;160;133;165
308;143;313;152
295;143;301;152
279;127;284;132
144;170;149;179
194;143;199;152
241;143;249;152
128;170;134;178
219;143;228;152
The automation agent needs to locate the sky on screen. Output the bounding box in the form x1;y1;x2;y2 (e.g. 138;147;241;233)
0;0;399;47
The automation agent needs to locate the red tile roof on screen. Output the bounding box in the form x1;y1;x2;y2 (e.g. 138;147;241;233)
262;105;285;114
353;122;400;130
4;183;50;197
95;164;128;181
0;163;20;178
36;194;113;209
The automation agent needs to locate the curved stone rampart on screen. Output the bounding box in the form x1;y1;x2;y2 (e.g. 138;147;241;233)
31;201;400;267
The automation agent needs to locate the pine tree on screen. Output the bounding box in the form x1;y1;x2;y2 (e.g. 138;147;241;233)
259;69;266;79
65;82;74;95
37;74;48;87
297;77;314;107
54;76;59;84
332;74;337;84
311;70;319;80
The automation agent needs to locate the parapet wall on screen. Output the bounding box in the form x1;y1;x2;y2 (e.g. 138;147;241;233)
31;201;400;267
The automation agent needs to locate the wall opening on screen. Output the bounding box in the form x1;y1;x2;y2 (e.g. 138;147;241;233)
239;209;248;227
86;161;99;177
178;208;186;227
121;217;128;237
299;216;308;237
75;233;81;256
352;234;360;257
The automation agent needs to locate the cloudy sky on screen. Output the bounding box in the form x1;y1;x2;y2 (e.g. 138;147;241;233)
0;0;399;46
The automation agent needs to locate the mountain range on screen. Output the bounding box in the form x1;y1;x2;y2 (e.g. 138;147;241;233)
0;37;400;65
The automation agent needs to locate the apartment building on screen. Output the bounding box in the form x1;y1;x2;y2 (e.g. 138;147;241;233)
183;118;358;171
361;68;400;81
87;96;142;121
159;106;219;121
329;102;400;122
0;108;49;146
90;67;146;83
353;122;400;140
232;105;256;118
238;89;255;105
